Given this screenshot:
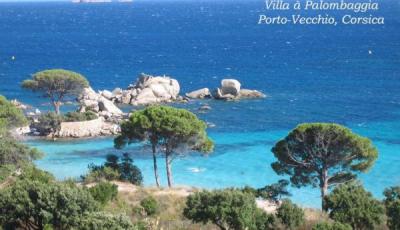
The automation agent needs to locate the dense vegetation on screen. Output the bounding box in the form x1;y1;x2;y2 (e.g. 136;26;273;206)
184;189;275;230
324;183;384;230
383;186;400;230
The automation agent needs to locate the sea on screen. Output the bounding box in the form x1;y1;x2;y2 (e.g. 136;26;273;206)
0;0;399;208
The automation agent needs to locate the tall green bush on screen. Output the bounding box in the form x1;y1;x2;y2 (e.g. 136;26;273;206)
184;189;275;230
324;183;384;230
89;182;118;206
384;186;400;230
276;199;305;230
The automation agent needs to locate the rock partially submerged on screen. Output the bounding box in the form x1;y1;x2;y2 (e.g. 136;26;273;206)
220;79;241;96
101;73;181;106
188;79;266;101
186;88;212;99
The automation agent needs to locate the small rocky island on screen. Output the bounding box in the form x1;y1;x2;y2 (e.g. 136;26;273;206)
15;73;265;139
186;79;266;100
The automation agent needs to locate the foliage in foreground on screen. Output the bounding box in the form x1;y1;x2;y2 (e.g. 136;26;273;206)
383;186;400;230
89;181;118;206
271;123;378;210
0;178;99;229
83;153;143;185
0;134;42;167
0;95;42;182
0;166;138;230
183;189;275;230
75;212;138;230
312;221;352;230
276;199;305;230
324;183;384;230
0;95;28;131
140;196;159;216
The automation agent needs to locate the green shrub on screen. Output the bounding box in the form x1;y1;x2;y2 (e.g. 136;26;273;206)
276;199;305;230
140;196;159;216
89;182;118;206
384;186;400;230
254;208;276;230
64;111;98;122
0;95;28;130
0;135;43;167
325;183;384;230
0;179;99;229
0;164;15;183
312;221;352;230
184;189;275;230
75;212;136;229
18;165;54;183
83;165;121;183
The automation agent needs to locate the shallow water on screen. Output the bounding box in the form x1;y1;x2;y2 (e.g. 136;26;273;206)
29;119;400;208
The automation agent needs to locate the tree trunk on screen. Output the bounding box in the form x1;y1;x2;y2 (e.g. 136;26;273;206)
152;144;160;188
53;101;61;115
166;151;173;188
321;169;329;211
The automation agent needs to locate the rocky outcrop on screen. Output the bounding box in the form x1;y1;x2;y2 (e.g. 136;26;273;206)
56;117;119;138
78;87;123;117
188;79;266;101
186;88;212;99
102;73;181;106
221;79;241;96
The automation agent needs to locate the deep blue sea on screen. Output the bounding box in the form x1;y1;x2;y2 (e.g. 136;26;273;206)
0;0;399;208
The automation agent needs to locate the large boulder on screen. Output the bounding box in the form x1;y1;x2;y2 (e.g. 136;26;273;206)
221;79;241;96
111;73;180;106
79;87;99;101
78;87;123;116
186;88;212;99
132;87;158;105
210;79;265;100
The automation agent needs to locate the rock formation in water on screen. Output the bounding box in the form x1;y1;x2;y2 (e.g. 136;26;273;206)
101;73;181;106
186;79;266;100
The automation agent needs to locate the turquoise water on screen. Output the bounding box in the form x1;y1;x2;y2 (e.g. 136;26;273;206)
29;119;400;208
